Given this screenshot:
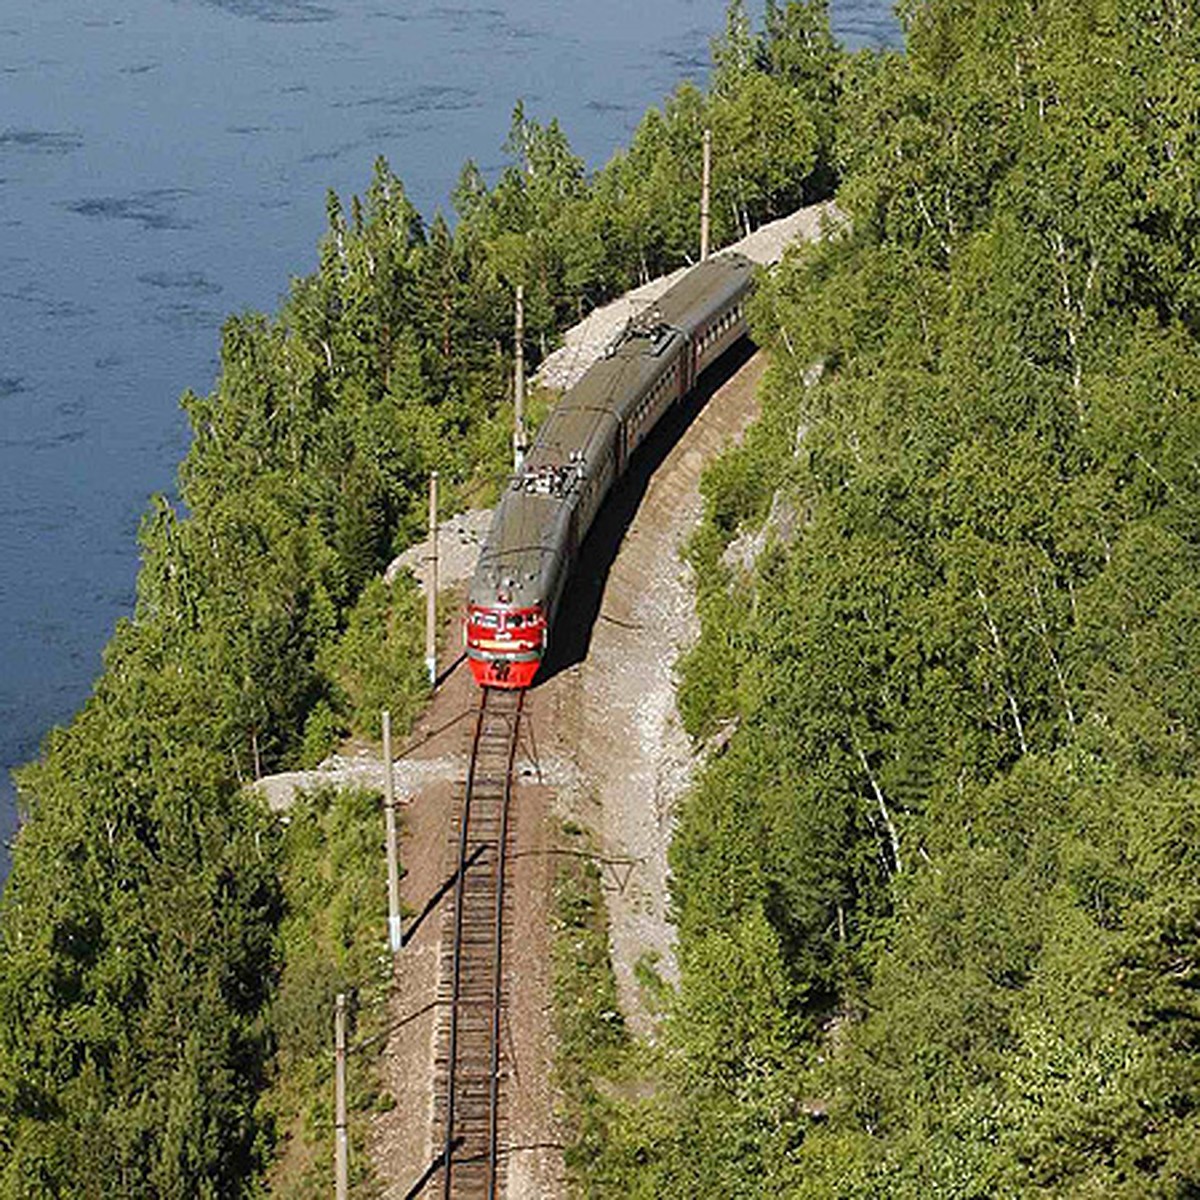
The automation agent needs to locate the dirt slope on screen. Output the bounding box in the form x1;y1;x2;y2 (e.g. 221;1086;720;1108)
536;345;766;1038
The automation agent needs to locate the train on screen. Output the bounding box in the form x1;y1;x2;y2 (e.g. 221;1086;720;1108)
465;251;755;689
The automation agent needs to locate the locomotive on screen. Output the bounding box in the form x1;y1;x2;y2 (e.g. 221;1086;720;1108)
465;252;754;689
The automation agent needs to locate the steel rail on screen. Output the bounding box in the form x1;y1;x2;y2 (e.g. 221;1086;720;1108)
441;690;488;1198
487;690;523;1199
440;687;522;1200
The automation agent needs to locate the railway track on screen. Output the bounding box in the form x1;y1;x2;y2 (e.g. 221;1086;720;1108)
433;687;524;1199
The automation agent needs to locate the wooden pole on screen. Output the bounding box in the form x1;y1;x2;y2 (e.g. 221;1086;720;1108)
383;710;403;955
700;128;712;262
513;283;526;472
425;471;438;686
335;993;348;1200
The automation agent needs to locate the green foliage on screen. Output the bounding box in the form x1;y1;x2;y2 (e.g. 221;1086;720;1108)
300;700;341;770
0;697;280;1198
264;785;391;1199
320;575;429;741
551;826;636;1196
629;0;1200;1194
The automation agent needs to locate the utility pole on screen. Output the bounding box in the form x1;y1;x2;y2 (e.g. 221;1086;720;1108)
425;471;438;687
335;993;348;1200
700;127;712;262
513;283;526;472
382;709;403;955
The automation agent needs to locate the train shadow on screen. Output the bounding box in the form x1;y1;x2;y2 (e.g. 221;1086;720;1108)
536;336;756;686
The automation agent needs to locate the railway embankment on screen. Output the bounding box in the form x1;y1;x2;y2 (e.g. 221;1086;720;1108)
356;346;769;1199
253;201;835;1198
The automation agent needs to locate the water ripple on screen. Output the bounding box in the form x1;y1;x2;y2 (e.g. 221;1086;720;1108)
66;188;196;231
300;139;368;165
138;269;224;295
335;83;481;115
0;428;87;451
153;301;224;331
0;128;84;155
188;0;336;23
586;98;634;115
0;286;94;321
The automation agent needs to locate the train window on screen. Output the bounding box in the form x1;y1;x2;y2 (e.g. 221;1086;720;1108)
508;613;524;628
475;612;499;628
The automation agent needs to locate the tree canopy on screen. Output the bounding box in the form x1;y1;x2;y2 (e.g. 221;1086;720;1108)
570;1;1200;1195
0;4;845;1192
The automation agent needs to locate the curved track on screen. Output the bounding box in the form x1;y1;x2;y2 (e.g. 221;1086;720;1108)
435;688;524;1199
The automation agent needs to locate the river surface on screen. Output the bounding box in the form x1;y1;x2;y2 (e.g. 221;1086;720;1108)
0;0;900;873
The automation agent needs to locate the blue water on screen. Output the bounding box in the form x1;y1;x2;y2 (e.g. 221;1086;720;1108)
0;0;900;873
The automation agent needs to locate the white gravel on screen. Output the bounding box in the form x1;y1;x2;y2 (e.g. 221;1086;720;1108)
255;744;583;813
536;199;844;392
385;508;493;595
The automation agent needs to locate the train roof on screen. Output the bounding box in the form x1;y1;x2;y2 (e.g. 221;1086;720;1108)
533;253;753;459
468;484;571;609
467;252;755;612
653;251;754;337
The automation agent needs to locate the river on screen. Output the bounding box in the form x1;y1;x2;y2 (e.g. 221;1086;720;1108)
0;0;900;873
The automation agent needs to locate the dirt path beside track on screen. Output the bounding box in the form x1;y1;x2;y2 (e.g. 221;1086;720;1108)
536;346;766;1039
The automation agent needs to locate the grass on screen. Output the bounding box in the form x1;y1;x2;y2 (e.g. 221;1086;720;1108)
261;783;396;1198
551;821;657;1196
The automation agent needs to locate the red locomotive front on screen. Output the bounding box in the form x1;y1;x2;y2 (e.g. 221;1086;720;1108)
465;603;547;689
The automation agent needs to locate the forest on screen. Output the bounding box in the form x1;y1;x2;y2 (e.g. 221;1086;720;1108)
2;0;1198;1194
573;0;1200;1195
0;2;836;1194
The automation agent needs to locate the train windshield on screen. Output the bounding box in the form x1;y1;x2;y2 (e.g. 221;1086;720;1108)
468;607;543;630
